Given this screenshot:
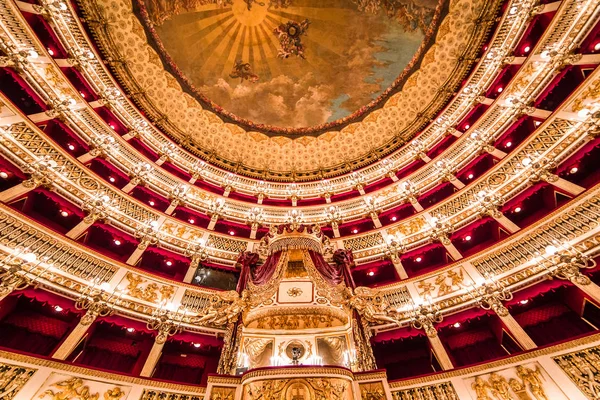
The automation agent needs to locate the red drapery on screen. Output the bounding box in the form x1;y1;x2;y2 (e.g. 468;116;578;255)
310;250;347;286
236;251;281;292
332;249;356;288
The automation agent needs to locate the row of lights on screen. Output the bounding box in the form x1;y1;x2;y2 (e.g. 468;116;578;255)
448;299;529;329
54;301;202;346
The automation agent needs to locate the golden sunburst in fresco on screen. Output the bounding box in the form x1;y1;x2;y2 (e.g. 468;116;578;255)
137;0;446;134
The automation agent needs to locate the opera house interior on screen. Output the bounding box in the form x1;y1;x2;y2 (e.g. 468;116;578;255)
0;0;600;398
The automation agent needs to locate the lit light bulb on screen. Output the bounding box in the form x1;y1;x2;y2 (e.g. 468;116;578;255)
368;271;375;277
465;235;472;241
545;245;557;255
23;253;37;263
505;141;512;148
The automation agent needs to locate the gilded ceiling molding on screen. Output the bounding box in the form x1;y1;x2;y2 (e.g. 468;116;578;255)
74;0;501;179
0;0;595;233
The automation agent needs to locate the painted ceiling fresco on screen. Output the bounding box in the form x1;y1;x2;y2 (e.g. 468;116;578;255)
138;0;445;132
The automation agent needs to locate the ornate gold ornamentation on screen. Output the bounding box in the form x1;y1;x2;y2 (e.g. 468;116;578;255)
359;382;385;400
416;268;467;298
38;377;125;400
392;382;457;400
554;345;600;399
469;365;550;400
141;389;202;400
193;290;251;328
124;272;175;303
286;287;303;297
209;387;236;400
0;362;36;399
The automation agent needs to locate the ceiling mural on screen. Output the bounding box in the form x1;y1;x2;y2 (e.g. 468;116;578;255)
137;0;446;133
89;0;492;176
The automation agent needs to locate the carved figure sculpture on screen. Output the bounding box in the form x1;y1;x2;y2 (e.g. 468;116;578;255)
516;366;548;400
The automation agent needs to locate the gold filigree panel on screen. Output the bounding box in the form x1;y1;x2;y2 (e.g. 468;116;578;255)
554;345;600;399
244;378;351;400
0;362;37;399
415;267;473;299
391;382;456;400
122;272;175;303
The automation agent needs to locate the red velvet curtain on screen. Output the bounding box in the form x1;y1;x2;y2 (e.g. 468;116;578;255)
524;313;594;346
236;252;281;292
154;354;207;384
309;250;344;286
251;252;281;286
0;324;60;356
332;249;356;288
78;348;138;374
449;338;508;367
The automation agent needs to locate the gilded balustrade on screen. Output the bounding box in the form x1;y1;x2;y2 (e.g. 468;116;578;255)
0;180;598;334
0;59;596;268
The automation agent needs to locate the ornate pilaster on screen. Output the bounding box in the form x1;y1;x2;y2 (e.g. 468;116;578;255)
408;303;454;370
66;193;116;239
475;190;520;233
122;163;152;193
0;156;58;203
245;207;264;240
207;199;226;230
127;221;161;265
384;238;408;280
428;216;462;260
435;159;465;189
526;158;585;196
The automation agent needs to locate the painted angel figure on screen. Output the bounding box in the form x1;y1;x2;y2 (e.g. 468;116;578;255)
229;60;259;83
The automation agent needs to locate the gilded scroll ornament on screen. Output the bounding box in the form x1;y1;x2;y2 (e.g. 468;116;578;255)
337;287;400;326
